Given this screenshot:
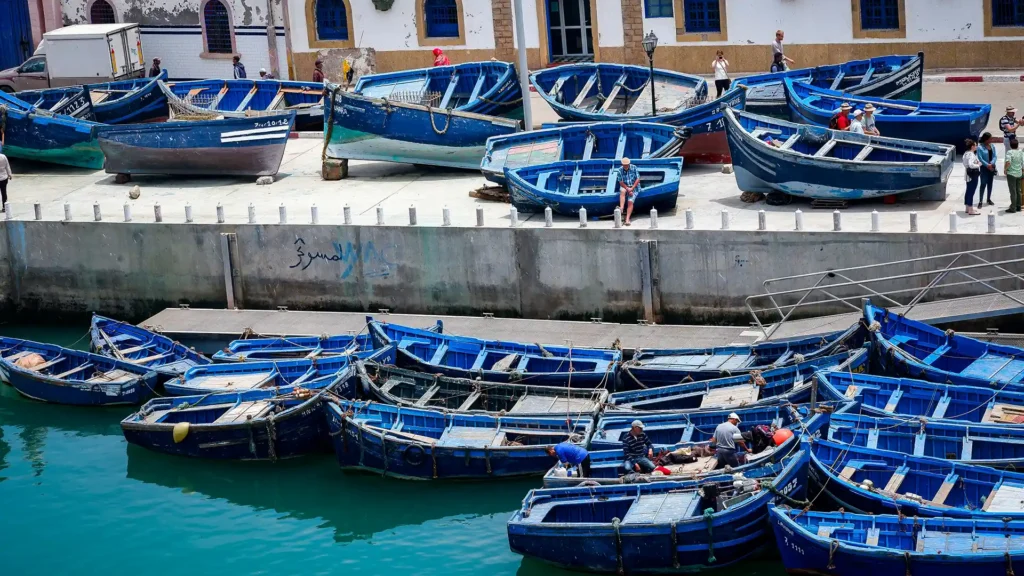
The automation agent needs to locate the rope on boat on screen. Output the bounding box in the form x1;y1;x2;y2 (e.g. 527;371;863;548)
1008;551;1016;576
322;86;339;163
904;551;912;576
429;107;452;135
703;508;716;563
611;517;625;575
266;411;278;461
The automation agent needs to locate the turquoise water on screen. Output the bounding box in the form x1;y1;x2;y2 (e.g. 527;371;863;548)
0;324;788;576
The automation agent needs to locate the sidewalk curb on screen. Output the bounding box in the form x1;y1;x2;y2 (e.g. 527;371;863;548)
925;74;1024;83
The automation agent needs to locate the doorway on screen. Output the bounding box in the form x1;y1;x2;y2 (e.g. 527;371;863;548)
0;0;32;71
546;0;593;63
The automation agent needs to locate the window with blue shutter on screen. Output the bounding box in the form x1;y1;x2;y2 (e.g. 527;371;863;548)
993;0;1024;27
203;0;233;54
425;0;460;38
645;0;674;18
316;0;349;40
683;0;721;33
860;0;900;30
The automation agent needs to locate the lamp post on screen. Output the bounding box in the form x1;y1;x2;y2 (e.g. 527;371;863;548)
641;31;659;117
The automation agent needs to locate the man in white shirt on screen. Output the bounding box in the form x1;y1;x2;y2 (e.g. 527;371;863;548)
849;109;866;134
772;30;795;70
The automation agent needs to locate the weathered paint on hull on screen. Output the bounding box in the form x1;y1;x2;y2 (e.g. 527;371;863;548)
732;164;947;200
99;140;289;176
327;125;490;170
679;130;730;164
2;141;104;170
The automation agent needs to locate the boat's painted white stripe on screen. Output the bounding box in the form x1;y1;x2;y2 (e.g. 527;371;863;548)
220;125;293;138
221;132;290;143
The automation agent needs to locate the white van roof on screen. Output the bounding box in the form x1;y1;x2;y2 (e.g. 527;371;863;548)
44;23;138;40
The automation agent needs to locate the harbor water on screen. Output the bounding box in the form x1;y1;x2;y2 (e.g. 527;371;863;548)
0;323;787;576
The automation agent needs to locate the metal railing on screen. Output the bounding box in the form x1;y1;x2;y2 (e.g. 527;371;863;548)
745;243;1024;340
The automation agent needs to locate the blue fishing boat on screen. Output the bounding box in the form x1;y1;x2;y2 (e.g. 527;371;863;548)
94;111;295;177
355;61;522;117
481;121;689;185
14;85;94;118
505;158;683;217
508;448;809;574
829;409;1024;468
357;361;607;416
620;324;865;389
0;91;103;169
162;353;358;396
121;385;338;459
83;70;169;124
212;333;373;362
544;404;823;488
165;78;325;131
816;370;1024;424
810;438;1024;518
725;108;955;200
90;314;210;380
784;79;991;149
532;63;746;164
324;86;520;170
324;397;593;479
0;338;158;405
738;52;924;116
866;302;1024;389
609;350;865;410
367;318;620;387
771;505;1024;576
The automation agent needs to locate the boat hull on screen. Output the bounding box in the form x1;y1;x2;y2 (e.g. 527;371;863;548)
1;363;156;406
87;71;169;124
0;93;102;169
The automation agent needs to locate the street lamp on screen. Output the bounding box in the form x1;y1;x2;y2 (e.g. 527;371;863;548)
641;31;659;117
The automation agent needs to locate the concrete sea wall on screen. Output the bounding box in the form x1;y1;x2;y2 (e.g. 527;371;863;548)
1;220;1020;323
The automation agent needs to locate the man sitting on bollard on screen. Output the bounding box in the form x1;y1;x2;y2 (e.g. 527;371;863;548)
621;419;655;474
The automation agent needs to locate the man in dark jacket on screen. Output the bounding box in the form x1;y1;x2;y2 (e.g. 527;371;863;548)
233;55;246;79
149;58;162;77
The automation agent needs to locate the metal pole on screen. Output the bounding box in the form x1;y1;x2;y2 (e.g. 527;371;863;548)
648;55;656;118
513;0;533;131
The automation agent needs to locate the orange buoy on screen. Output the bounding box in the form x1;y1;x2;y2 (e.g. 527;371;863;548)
773;428;794;446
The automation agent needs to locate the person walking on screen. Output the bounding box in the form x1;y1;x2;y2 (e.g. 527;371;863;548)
616;157;641;226
148;57;162;77
233;55;247;79
772;30;795;70
0;144;11;212
977;132;997;208
1001;106;1019;151
963;138;982;215
711;50;730;98
432;48;450;67
312;59;325;83
1005;139;1024;213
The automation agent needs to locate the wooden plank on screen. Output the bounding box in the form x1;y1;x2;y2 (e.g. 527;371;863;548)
885;465;909;492
3;351;32;362
829;71;846;91
87;369;136;383
983;483;1024;513
216;400;273;423
491;353;519;372
235;85;259;112
99;329;127;361
439;73;460;109
931;475;957;506
641;136;653;157
54;363;94;379
700;383;760;409
984;403;1024;424
133;352;171;364
28;356;65;372
467;74;486;104
582;133;596;160
840;466;857;480
813;140;837;158
779;134;799;150
599;73;627;113
456;390;482;411
568;167;583;196
853;146;874;162
413;384;441;407
614;132;628;158
571;74;598;108
844;384;859;399
548;74;571;97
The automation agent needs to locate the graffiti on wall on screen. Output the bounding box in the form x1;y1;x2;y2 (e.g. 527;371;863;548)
290;238;396;279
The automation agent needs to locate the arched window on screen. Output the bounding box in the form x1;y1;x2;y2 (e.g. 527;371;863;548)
90;0;116;24
316;0;349;40
424;0;459;38
203;0;234;54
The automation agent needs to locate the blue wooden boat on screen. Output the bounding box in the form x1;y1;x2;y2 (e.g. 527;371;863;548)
212;333;373;362
90;314;210;380
163;354;358;396
0;91;103;169
770;505;1024;576
324;86;521;170
544;404;824;488
481;121;689;185
725;108;955;200
324;397;593;479
785;79;991;149
14;85;94;118
505;158;683;217
620;324;865;389
738;52;925;116
357;360;608;416
94;111;295;177
866;302;1024;389
354;61;522;118
0;338;159;405
508;448;810;573
366;318;620;388
165;78;325;131
609;349;865;411
810;438;1024;518
121;384;339;459
83;70;169;124
829;409;1024;468
816;370;1024;424
532;63;746;164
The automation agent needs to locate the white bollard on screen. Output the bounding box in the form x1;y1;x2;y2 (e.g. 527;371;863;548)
832;210;841;232
650;208;658;229
442;206;451;226
64;202;72;222
476;206;484;227
123;202;131;223
247;203;255;224
343;205;352;225
376;206;385;225
154;203;163;223
948;211;957;233
185;203;194;223
33;203;41;221
544;206;553;227
510;206;519;227
685;208;694;230
871;210;879;232
909;211;918;232
989;211;996;234
278;204;287;225
758;210;766;231
4;203;11;220
311;204;319;225
720;209;729;230
93;202;102;222
613;207;622;228
794;209;803;231
579;207;588;228
216;203;225;224
408;205;417;226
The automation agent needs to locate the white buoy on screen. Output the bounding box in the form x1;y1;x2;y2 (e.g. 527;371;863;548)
721;209;729;230
376;206;384;225
510;206;519;227
909;211;918;232
988;211;996;234
33;203;41;221
832;210;841;232
476;206;484;227
948;211;957;233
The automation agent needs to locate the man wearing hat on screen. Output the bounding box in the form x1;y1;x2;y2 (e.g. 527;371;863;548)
710;413;748;470
259;68;274;79
616;157;641;226
312;59;325;83
829;103;852;131
1001;106;1019;151
862;103;880;136
148;57;162;78
621;419;655;473
849;109;866;134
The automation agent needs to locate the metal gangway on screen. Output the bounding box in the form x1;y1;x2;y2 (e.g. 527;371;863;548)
745;243;1024;341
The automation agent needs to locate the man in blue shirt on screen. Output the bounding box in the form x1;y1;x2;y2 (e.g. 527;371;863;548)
548;442;591;476
621;419;655;473
616;157;641;226
233;55;247;79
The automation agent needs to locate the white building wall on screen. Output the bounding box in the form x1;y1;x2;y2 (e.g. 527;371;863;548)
596;0;623;47
510;0;541;49
904;0;983;41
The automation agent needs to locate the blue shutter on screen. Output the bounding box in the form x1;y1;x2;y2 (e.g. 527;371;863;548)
860;0;900;30
316;0;349;41
993;0;1024;27
683;0;721;33
425;0;460;38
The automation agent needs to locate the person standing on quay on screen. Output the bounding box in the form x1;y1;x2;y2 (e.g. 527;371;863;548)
1005;139;1024;213
963;138;981;216
233;55;247;79
977;132;997;209
312;59;325;83
772;30;795;70
711;50;730;98
1001;106;1019;151
0;144;11;212
433;48;450;67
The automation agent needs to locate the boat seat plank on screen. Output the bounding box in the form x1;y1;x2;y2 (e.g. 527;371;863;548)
605;169;618;196
699;383;760;409
439;74;460;109
215;400;273;424
887;334;917;347
428;343;449;365
378;377;408;395
267;92;286;111
779;134;799;150
568;167;583;196
492;353;520;372
614;132;628;158
984;482;1024;513
508;395;598;415
921;344;951;366
413;384;441;407
991;359;1024;383
913;432;927;456
750;128;783;140
133;352;172;364
3;351;32;362
456;390;482;411
859;67;875;86
29;356;66;372
571;74;598;109
813;140;837;158
468;74;486;104
536;171;554;191
930;473;958;506
582;133;596;160
599;73;627;113
235;86;259;112
852;146;874;162
436;426;500;448
983;403;1024;424
621;492;701;524
931;395;951;419
367;425;438;445
87;369;136;384
549;74;571;97
883;466;909;492
829;71;846;91
641;136;653;157
963;354;1019;379
188;372;273;391
118;343;156;355
54;363;94;379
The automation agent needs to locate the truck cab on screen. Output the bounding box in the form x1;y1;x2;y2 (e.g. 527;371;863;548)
0;55;48;93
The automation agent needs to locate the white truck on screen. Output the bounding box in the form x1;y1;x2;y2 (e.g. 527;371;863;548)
0;23;146;92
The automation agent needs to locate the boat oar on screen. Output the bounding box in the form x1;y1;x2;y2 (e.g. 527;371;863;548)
99;329;127;361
